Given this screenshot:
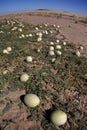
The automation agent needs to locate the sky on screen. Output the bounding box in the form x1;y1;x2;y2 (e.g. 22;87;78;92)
0;0;87;15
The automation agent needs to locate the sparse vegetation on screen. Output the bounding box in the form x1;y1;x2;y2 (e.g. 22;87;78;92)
0;18;87;130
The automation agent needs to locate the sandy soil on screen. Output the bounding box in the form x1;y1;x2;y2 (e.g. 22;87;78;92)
13;14;87;48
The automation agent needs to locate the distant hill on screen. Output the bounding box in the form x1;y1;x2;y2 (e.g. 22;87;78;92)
0;9;87;19
37;9;50;11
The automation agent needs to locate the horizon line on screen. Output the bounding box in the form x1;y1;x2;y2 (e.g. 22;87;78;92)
0;9;87;16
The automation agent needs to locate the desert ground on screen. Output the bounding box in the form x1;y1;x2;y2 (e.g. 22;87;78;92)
0;10;87;130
